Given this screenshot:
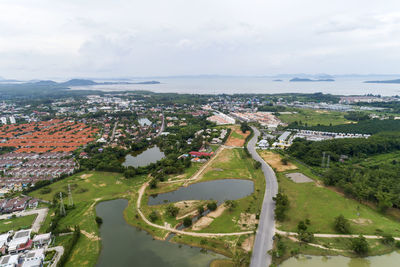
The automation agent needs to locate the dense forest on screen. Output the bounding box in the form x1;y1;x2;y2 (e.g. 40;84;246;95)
288;119;400;134
287;133;400;210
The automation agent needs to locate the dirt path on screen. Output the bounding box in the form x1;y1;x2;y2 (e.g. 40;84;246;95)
183;146;224;186
286;235;347;252
81;230;100;241
275;229;400;241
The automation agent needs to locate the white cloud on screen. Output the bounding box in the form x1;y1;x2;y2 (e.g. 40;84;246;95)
0;0;400;79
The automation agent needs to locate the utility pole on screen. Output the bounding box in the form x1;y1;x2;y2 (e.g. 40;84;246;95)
321;152;326;168
68;184;73;207
59;192;66;216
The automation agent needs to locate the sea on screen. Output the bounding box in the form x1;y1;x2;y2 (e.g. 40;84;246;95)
70;75;400;96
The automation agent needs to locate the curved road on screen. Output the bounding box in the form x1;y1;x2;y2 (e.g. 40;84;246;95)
248;127;278;267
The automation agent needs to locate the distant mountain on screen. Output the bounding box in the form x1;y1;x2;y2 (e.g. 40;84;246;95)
29;79;161;87
273;79;283;82
33;80;59;86
290;77;335;82
61;79;97;86
364;79;400;84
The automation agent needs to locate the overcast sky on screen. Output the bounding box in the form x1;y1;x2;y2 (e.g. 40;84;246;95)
1;0;400;79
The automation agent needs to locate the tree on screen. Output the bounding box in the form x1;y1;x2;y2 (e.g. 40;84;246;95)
351;235;369;255
197;205;204;215
149;211;158;222
149;179;158;189
166;204;180;217
273;193;290;221
183;217;192;227
225;200;237;211
240;122;250;133
334;214;350;234
281;157;289;165
207;201;217;211
95;216;103;225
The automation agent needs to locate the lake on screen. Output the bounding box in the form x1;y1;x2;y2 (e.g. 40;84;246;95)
148;179;254;205
123;146;165;168
280;252;400;267
96;199;226;267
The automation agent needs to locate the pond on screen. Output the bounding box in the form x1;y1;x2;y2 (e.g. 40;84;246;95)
148;179;254;206
123;146;165;168
138;117;152;126
96;199;226;267
280;252;400;267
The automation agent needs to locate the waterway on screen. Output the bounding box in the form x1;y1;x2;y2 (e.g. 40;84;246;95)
148;179;254;205
96;199;226;267
280;252;400;267
122;146;165;168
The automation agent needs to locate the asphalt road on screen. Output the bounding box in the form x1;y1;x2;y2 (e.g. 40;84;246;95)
248;127;278;267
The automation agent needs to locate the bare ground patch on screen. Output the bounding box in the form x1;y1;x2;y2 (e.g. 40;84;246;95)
226;129;250;147
237;213;258;230
191;204;226;230
259;151;297;172
351;218;372;225
80;174;93;179
242;235;255;252
286;172;313;183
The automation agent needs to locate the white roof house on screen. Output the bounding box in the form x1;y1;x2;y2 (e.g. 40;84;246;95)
0;233;10;248
32;233;51;247
21;248;44;267
8;229;31;253
257;139;269;149
0;254;19;267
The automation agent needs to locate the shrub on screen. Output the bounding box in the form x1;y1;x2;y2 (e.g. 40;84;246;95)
166;204;180;217
149;211;158;222
183;217;192;227
207;202;217;211
351;235;369;255
334;214;350;234
95;216;103;225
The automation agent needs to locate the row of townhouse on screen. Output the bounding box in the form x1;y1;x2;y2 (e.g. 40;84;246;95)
0;176;53;191
0;152;72;161
0;197;38;214
4;167;75;179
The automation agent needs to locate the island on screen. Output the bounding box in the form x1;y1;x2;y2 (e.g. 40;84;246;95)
290;77;335;82
364;79;400;84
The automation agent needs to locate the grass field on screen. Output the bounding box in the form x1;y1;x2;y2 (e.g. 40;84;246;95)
0;214;37;233
30;171;147;267
277;170;400;235
278;109;349;126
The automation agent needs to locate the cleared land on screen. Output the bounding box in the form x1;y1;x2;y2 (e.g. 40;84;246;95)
258;150;297;172
278;109;349;126
225;126;250;147
285;172;313;183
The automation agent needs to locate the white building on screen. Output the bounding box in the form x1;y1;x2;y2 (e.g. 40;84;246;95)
21;248;44;267
9;117;16;124
0;117;6;125
257;139;269;149
0;254;19;267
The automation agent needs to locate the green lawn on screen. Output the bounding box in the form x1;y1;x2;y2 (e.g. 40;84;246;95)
278;172;400;235
30;171;147;267
278;109;349;126
230;131;245;139
0;214;37;233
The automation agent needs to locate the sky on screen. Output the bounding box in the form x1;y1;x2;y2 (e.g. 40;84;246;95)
1;0;400;79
